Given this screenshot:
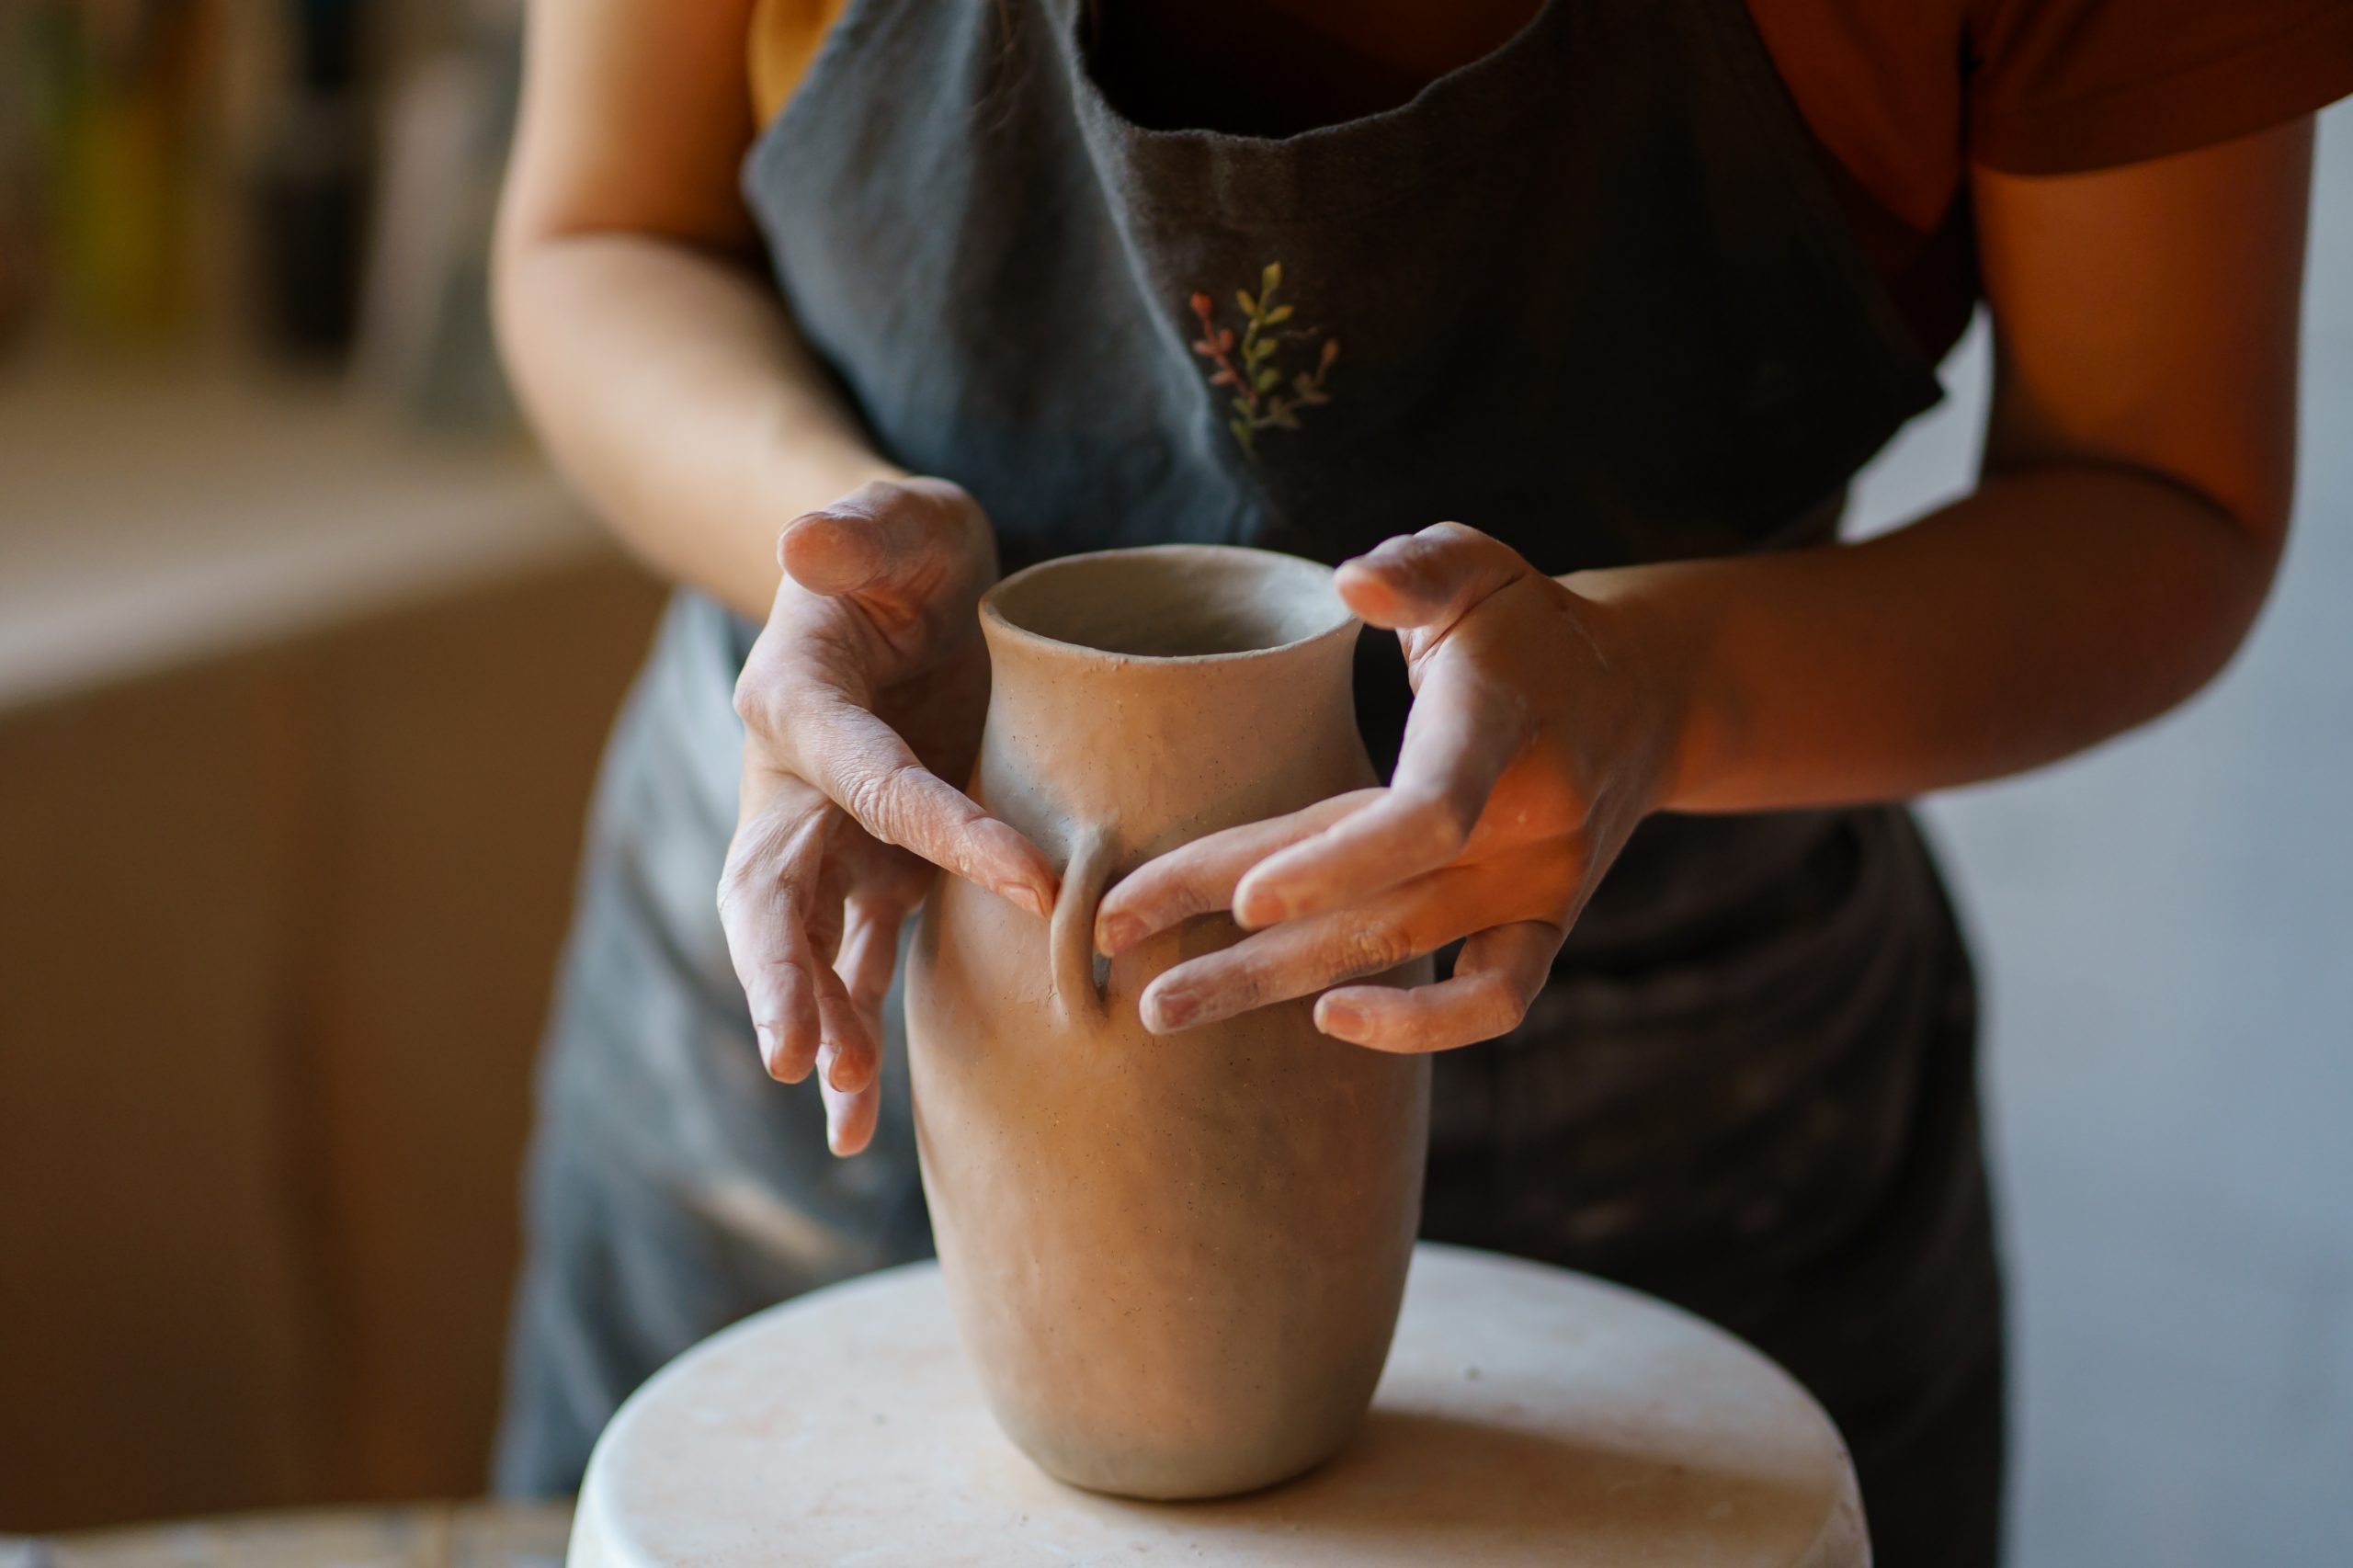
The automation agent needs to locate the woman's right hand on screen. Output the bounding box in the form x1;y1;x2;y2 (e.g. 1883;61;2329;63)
720;477;1058;1155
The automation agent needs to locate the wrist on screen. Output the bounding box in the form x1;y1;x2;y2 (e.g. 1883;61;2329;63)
1559;564;1727;816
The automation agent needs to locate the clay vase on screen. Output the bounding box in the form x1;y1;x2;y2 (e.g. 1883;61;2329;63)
905;545;1433;1501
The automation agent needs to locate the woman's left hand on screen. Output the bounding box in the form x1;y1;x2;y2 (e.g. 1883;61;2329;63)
1093;522;1686;1053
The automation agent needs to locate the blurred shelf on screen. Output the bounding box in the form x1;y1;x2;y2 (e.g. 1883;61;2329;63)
0;353;607;712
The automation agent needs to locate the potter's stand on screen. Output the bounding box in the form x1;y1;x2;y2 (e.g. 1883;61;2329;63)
570;1243;1869;1566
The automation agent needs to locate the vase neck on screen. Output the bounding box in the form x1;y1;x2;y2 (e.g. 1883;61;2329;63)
971;550;1372;865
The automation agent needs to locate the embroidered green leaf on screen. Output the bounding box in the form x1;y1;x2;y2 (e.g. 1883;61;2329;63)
1186;260;1329;460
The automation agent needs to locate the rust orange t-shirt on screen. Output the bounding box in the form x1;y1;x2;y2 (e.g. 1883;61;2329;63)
748;0;2353;359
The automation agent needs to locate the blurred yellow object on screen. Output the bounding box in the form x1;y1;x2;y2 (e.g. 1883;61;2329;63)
27;0;219;345
55;85;190;337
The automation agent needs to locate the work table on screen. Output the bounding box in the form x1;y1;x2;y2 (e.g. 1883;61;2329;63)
0;351;597;713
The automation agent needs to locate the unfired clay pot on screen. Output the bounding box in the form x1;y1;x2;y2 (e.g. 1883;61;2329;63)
906;545;1433;1501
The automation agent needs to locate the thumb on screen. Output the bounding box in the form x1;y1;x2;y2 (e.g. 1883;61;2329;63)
780;478;987;600
1336;522;1529;633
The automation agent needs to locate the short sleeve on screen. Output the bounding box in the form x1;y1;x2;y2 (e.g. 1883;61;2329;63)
1969;0;2353;175
750;0;853;128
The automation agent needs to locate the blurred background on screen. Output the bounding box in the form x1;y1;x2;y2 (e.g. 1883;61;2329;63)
0;0;664;1541
0;3;2345;1562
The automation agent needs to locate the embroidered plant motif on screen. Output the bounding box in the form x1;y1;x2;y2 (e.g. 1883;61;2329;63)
1188;262;1340;457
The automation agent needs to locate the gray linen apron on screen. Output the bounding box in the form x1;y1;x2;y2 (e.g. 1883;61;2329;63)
497;2;2005;1561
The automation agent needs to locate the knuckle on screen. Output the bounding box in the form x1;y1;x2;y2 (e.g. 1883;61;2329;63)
1337;923;1412;979
1412;794;1474;858
716;837;813;927
733;665;811;748
714;855;763;920
843;763;917;845
1144;876;1211;928
748;953;807;995
1474;981;1531;1042
730;668;768;728
1200;959;1264;1016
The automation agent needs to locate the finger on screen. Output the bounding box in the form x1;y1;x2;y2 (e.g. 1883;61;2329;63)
754;923;825;1085
779;479;983;601
813;963;880;1104
805;848;849;970
1232;657;1528;926
717;790;833;1083
1139;869;1485;1035
835;888;913;1019
821;1069;882;1157
1334;521;1527;634
793;696;1057;916
1313;920;1563;1053
1093;791;1381;956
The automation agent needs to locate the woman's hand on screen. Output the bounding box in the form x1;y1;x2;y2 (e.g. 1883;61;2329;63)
721;478;1059;1153
1093;523;1685;1053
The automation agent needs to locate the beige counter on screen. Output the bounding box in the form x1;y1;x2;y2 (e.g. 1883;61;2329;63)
0;356;665;1530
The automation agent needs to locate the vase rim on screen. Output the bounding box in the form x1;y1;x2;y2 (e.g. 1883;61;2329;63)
980;544;1357;667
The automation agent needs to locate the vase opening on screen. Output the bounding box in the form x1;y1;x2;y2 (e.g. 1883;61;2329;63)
983;546;1352;662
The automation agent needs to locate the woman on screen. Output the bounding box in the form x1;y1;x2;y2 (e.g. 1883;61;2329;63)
489;0;2351;1560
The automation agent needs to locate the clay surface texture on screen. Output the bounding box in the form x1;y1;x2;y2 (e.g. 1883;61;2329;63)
568;1246;1868;1567
906;546;1432;1498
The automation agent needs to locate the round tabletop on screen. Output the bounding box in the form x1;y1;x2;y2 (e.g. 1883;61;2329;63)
571;1243;1867;1568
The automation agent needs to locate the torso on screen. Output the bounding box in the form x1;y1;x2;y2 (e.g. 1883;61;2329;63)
546;4;2006;1538
751;0;1981;358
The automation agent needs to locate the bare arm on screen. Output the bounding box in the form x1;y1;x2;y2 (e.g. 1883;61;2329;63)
495;0;893;619
498;1;1057;1154
1609;119;2308;812
1100;119;2314;1053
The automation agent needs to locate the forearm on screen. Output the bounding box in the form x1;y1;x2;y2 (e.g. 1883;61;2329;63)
494;232;896;619
1586;462;2284;813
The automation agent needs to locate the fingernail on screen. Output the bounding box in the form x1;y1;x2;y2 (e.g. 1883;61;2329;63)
1236;886;1292;928
1318;1000;1366;1037
756;1024;781;1074
1147;990;1199;1033
1006;882;1050;919
1097;912;1142;954
816;1039;840;1090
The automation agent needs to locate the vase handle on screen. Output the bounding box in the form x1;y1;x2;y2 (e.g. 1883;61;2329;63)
1049;822;1118;1026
